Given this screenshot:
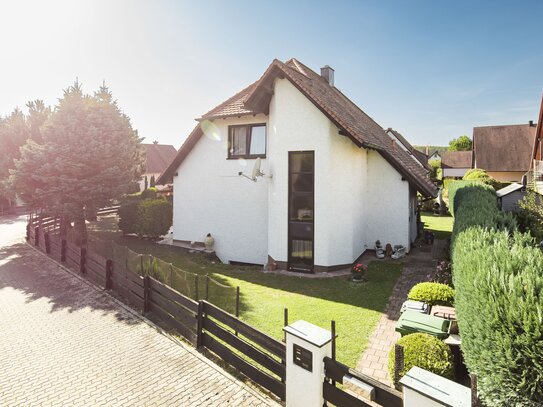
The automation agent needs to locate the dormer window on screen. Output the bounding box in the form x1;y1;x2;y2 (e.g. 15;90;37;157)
228;124;266;159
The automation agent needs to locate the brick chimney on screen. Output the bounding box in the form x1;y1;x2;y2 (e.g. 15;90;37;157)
320;65;334;86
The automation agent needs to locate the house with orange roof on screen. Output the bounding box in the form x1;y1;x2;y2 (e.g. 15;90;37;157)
159;59;436;272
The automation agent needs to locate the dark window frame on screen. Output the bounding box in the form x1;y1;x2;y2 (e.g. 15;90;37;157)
227;123;267;159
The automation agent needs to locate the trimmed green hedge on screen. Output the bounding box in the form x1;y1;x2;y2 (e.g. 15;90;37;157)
407;282;454;306
118;190;172;238
135;198;172;237
451;182;542;406
388;333;454;381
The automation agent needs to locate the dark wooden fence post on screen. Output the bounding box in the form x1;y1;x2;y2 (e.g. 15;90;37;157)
235;286;240;318
34;227;40;247
194;275;199;301
331;320;337;386
105;259;113;290
394;344;404;390
80;247;87;274
60;239;67;262
470;374;478;407
143;275;150;313
196;300;204;349
26;222;30;242
44;232;51;254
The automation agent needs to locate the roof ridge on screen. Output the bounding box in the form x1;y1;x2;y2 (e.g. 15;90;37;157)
474;123;533;129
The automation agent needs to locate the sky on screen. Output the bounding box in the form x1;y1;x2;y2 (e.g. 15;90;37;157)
0;0;542;149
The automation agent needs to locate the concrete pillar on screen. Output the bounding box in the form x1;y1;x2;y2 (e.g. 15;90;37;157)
400;366;472;407
283;320;332;407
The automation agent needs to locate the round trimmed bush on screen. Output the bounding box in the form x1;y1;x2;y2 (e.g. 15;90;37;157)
388;333;454;381
408;282;454;306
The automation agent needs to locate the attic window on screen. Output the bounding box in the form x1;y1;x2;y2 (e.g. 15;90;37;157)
228;124;266;159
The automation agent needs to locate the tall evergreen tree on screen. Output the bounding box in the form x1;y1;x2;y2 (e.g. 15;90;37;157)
11;82;144;244
149;174;156;188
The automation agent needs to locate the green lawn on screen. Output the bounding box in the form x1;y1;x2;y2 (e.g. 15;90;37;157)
421;211;454;239
87;216;402;366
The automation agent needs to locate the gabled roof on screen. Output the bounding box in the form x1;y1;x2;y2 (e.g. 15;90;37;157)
159;58;437;197
473;124;536;172
441;151;473;169
142;143;177;175
386;128;431;171
532;93;543;162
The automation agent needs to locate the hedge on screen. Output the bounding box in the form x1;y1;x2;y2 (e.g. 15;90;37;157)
407;282;455;306
118;190;172;238
388;333;454;381
451;181;543;406
135;198;172;238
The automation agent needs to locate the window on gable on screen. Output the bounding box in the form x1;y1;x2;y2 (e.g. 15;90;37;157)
228;124;266;159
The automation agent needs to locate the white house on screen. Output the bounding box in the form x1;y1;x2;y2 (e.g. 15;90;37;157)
159;59;437;273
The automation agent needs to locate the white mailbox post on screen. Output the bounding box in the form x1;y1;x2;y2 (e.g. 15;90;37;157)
400;367;472;407
283;320;332;407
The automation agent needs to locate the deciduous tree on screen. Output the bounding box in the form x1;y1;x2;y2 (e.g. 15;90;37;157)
448;135;472;151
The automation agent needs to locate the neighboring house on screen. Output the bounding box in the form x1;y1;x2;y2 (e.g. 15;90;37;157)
428;150;441;163
472;123;536;182
158;58;437;272
529;94;543;194
496;183;527;212
385;128;431;171
441;151;473;178
140;142;177;191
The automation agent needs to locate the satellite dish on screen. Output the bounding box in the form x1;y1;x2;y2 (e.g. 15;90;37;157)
251;158;262;180
239;158;269;182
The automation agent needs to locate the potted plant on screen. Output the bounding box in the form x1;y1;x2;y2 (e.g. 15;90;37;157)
351;263;368;282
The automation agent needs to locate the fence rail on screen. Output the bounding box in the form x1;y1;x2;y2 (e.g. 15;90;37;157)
25;213;283;400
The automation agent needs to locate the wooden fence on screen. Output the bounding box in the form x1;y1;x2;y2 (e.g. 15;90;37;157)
26;214;286;401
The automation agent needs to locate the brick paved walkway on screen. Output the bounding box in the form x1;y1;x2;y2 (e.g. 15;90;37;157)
354;243;438;386
0;216;278;406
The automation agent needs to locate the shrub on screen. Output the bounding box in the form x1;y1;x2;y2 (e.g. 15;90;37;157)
450;181;543;406
118;195;140;235
388;333;454;381
135;198;172;238
427;260;453;287
408;282;454;306
141;187;158;199
516;190;543;241
452;228;543;405
462;168;499;189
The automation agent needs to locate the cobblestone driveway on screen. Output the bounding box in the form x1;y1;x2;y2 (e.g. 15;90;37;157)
0;215;277;406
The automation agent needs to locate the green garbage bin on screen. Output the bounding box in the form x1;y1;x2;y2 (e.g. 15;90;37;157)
395;310;451;339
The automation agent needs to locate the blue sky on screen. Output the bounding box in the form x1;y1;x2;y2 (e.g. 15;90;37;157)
0;0;541;148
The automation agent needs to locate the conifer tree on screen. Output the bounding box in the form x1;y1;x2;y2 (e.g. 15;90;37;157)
11;82;144;244
150;175;156;188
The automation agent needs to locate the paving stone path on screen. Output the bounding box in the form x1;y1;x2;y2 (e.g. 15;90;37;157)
0;215;278;406
355;243;439;386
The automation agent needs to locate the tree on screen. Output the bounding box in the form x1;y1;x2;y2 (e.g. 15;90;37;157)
11;82;144;245
150;175;156;188
0;100;51;209
448;135;472;151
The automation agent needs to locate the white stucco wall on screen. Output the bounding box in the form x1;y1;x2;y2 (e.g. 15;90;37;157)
172;114;269;265
365;150;410;251
172;78;415;268
267;78;367;267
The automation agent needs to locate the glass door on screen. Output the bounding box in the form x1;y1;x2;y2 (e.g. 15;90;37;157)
288;151;314;272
